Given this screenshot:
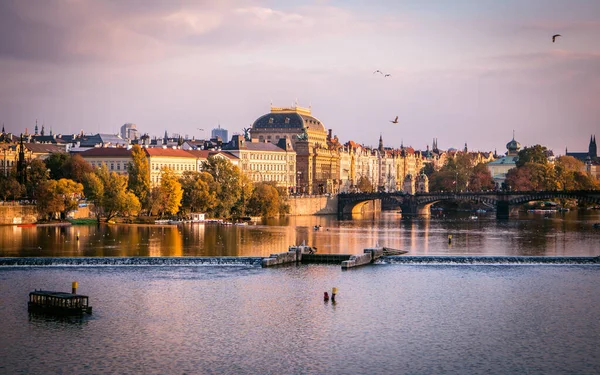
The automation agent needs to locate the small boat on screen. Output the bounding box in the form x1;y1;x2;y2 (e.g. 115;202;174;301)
469;216;478;220
593;223;600;229
17;223;36;228
234;222;248;226
154;219;171;225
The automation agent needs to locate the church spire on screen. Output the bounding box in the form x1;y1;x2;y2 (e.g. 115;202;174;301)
378;133;384;152
34;119;39;136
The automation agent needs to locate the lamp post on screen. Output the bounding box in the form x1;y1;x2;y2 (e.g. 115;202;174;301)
296;170;302;194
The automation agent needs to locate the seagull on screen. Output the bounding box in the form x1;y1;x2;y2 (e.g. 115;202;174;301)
373;70;383;75
390;116;399;124
552;34;561;43
384;74;391;77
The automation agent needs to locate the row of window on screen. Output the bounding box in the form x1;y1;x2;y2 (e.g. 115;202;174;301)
151;163;195;171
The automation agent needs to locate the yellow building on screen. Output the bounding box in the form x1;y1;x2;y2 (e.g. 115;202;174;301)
251;105;339;194
224;135;297;191
79;148;133;175
1;142;65;177
144;148;198;185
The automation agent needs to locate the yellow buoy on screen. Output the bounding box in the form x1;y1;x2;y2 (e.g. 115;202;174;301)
72;281;78;294
332;287;338;294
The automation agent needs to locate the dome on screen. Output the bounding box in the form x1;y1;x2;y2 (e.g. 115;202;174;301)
506;138;521;153
252;107;326;133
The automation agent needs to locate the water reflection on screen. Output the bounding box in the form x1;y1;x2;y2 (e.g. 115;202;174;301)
0;210;599;257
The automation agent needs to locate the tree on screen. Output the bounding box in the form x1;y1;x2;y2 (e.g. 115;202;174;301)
554;156;584;190
516;145;548;168
82;171;105;221
505;163;550;191
62;154;93;183
233;172;254;217
92;164;141;222
158;167;183;216
356;176;374;192
0;175;24;201
127;145;150;210
247;182;280;217
468;163;494;191
25;159;49;198
44;152;70;180
202;156;242;218
35;178;83;220
179;171;218;214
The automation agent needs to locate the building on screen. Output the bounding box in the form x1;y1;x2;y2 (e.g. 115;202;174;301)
223;135;296;192
487;135;521;188
1;142;65;177
120;123;140;141
144;148;198;185
251;104;338;194
78;148;133;175
211;125;229;143
566;135;597;162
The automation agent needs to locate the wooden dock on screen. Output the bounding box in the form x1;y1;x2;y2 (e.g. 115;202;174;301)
28;290;92;316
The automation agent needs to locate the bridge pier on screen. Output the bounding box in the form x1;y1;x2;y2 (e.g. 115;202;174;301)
496;201;509;219
399;201;431;216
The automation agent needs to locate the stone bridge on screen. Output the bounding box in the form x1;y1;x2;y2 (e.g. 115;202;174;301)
337;190;600;218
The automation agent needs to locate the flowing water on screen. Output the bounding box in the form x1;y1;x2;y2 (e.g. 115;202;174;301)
1;210;599;374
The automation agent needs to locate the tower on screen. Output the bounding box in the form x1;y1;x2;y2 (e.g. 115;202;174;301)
34;120;39;136
589;135;597;159
378;134;384;152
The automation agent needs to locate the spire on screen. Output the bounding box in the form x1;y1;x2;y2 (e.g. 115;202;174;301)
41;124;45;136
1;123;4;133
163;130;168;145
512;129;515;140
34;119;39;136
378;133;384;152
464;143;468;153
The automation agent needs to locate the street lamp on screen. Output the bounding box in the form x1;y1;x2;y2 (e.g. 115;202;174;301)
296;171;302;194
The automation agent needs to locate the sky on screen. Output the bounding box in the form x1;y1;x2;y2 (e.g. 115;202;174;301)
1;0;599;155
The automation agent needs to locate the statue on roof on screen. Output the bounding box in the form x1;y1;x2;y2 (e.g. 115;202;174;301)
243;127;251;141
296;127;309;141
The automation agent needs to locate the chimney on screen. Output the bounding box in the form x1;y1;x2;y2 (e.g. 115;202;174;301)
328;129;332;141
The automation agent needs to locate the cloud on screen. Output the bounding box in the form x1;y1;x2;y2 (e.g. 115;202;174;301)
0;0;404;65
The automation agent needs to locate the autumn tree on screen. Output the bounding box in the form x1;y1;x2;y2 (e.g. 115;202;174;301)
515;145;549;168
356;176;374;192
62;154;93;183
0;175;24;201
179;171;218;214
554;156;585;190
88;164;141;221
247;182;281;217
468;163;495;191
232;172;254;217
127;145;150;210
202;156;242;218
35;178;83;220
153;167;183;217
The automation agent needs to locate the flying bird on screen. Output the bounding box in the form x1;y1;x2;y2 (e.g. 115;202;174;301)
552;34;561;43
373;70;383;75
390;116;399;124
384;74;391;77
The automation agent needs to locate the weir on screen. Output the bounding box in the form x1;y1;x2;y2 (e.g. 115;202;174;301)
0;256;598;267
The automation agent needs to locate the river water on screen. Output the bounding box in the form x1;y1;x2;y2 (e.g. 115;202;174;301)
1;210;600;258
1;210;599;374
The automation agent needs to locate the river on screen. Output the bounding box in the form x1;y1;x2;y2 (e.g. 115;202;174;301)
1;210;599;258
1;210;599;374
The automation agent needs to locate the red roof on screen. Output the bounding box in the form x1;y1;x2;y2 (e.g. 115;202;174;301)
79;148;132;157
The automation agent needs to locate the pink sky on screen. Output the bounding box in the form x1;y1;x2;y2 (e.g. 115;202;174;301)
1;0;599;154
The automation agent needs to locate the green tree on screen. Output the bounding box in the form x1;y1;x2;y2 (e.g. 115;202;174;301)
25;158;49;198
82;171;105;221
202;156;242;218
92;164;141;221
516;145;548;168
179;171;218;214
127;145;151;210
44;152;70;180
